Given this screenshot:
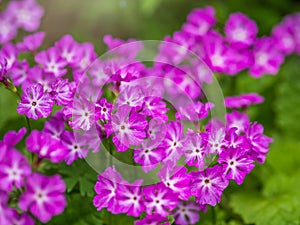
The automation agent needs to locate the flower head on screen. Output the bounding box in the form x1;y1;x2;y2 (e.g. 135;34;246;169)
18;173;67;223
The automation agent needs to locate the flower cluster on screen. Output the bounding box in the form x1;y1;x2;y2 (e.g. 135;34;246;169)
0;1;297;224
0;128;67;224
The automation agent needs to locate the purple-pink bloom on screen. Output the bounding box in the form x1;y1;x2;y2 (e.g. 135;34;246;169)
0;13;17;44
182;130;208;169
249;37;284;77
17;31;45;52
135;214;170;225
17;83;54;120
0;43;18;70
218;147;255;185
116;180;145;217
18;173;67;223
226;110;250;134
94;167;126;214
0;57;8;80
10;210;34;225
190;165;229;206
0;191;14;225
95;98;113;121
158;164;191;200
6;0;44;32
173;201;202;225
225;93;264;109
60;131;89;165
26;130;68;163
0;150;31;192
35;47;67;77
143;183;179;217
207;128;226;154
183;6;216;37
55;34;82;65
225;12;258;49
7;59;29;86
106;105;147;152
245;122;273;163
43;111;66;139
50;78;73;106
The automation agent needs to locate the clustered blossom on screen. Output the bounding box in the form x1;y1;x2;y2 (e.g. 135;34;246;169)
0;128;67;224
1;1;293;224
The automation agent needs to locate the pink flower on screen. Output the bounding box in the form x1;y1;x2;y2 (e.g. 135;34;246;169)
18;173;67;223
225;93;264;109
135;214;170;225
106;105;147;152
249;37;284;77
0;14;17;44
226;110;250;134
7;59;29;86
182;130;208;169
95;98;113;121
116;180;145;217
17;83;54;120
173;201;202;225
0;191;14;225
0;43;18;70
183;6;216;37
6;0;44;32
191;165;229;206
94;167;126;213
17;31;45;52
50;78;74;106
0;150;31;192
10;210;34;225
143;184;179;217
225;12;258;49
35;47;67;77
26;130;68;163
219;147;255;185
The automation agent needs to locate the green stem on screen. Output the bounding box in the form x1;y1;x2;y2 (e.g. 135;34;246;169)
212;206;217;225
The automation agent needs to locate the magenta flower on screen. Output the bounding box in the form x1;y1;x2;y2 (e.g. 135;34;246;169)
6;0;44;32
18;173;67;223
226;111;250;134
61;131;89;165
95;98;113;121
158;164;191;200
159;121;184;163
219;147;255;185
17;83;54;120
182;130;208;169
0;127;27;154
0;191;14;225
116;180;145;217
135;214;170;225
0;14;17;44
43;111;66;139
0;150;31;192
225;93;264;109
0;43;18;70
225;128;250;151
0;57;8;80
173;201;202;225
35;47;67;77
94;167;125;213
143;184;179;217
64;99;95;131
26;130;68;163
106;105;147;152
55;34;82;65
249;37;284;77
17;31;45;52
7;59;29;86
191;165;229;206
183;6;216;37
207;128;226;154
225;12;258;49
50;78;74;106
10;210;34;225
134;140;165;172
116;85;145;109
246;122;273;163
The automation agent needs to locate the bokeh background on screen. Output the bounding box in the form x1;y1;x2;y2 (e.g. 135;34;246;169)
1;0;300;224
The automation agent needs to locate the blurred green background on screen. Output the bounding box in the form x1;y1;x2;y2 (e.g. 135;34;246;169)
1;0;300;224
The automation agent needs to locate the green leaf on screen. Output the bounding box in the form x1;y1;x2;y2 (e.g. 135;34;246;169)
47;194;103;225
59;159;98;197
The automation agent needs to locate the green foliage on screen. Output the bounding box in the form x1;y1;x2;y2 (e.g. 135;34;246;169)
59;160;98;197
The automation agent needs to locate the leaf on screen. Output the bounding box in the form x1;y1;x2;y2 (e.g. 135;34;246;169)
47;194;103;225
59;159;98;197
230;171;300;225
